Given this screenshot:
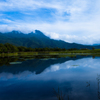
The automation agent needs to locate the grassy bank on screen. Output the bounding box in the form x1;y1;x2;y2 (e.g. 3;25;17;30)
0;52;38;57
0;49;100;57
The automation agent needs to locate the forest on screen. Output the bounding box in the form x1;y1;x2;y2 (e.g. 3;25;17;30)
0;43;100;55
0;43;67;53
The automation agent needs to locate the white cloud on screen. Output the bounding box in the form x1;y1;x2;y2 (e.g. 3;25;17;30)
0;18;14;23
0;0;61;11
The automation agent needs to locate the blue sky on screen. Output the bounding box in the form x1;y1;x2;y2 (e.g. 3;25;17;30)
0;0;100;45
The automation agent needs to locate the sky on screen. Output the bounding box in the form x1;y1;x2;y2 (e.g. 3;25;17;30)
0;0;100;45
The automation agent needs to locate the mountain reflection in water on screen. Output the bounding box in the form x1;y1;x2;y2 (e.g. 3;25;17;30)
0;56;100;100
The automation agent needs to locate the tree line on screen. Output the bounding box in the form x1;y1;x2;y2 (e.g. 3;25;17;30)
0;43;95;53
0;43;67;53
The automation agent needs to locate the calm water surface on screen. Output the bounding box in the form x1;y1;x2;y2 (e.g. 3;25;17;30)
0;56;100;100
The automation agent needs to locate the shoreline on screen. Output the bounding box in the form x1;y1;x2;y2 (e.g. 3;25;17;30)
0;52;100;57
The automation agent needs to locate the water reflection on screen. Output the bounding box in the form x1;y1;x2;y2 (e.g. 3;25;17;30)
53;87;66;100
0;56;86;75
0;56;100;100
86;81;90;87
97;74;100;99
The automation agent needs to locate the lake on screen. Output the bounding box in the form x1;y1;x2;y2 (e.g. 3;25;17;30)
0;56;100;100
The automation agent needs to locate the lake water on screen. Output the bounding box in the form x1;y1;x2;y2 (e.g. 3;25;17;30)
0;56;100;100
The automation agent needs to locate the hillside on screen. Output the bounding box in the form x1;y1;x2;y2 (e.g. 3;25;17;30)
0;30;98;49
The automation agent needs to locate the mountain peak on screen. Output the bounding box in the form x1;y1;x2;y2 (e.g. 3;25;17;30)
34;30;49;39
11;30;22;34
35;30;45;35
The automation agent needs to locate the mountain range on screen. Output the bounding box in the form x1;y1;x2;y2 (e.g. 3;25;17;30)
0;30;100;49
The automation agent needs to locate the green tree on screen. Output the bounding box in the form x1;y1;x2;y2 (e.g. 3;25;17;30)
0;43;7;53
18;46;27;52
4;43;18;53
92;47;95;50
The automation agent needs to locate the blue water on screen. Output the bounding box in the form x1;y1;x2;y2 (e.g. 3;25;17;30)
0;56;100;100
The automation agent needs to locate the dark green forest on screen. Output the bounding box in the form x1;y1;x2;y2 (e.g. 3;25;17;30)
1;43;100;58
0;43;67;53
0;43;99;53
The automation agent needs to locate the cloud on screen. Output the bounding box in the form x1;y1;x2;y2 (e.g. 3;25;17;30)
0;0;61;11
0;0;100;44
0;18;14;23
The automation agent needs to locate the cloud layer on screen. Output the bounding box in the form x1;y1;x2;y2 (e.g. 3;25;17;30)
0;0;100;44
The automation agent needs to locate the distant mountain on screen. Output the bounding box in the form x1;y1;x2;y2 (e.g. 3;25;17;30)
0;30;99;49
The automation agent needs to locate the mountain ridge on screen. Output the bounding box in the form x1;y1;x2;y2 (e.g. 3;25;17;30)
0;30;100;49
